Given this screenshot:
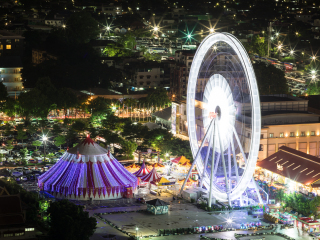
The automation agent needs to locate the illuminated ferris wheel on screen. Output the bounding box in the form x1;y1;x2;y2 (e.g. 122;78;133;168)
181;32;261;206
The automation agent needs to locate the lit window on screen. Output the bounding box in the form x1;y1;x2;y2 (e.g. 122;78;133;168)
280;132;284;138
301;132;305;137
6;45;11;49
311;131;315;136
15;39;19;42
269;133;274;138
290;132;294;137
25;228;34;231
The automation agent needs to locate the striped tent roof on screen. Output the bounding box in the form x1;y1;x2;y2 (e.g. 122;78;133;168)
38;136;138;200
140;167;161;183
133;161;151;177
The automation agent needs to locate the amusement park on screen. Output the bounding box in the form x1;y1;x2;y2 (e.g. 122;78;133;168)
1;32;320;240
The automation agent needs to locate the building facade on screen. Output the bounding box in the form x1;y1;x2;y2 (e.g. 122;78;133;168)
0;30;24;57
0;57;23;97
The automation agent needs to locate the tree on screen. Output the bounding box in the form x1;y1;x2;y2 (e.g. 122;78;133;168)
5;140;14;155
120;139;137;159
52;124;62;135
19;148;28;161
88;97;112;120
306;82;320;95
16;125;27;143
2;98;19;117
56;88;78;118
65;12;100;44
275;188;285;203
47;199;96;240
54;135;66;150
32;140;42;150
144;88;171;108
27;124;38;136
71;120;87;135
253;62;288;95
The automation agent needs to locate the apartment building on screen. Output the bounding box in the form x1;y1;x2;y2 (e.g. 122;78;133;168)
0;30;24;57
0;57;23;97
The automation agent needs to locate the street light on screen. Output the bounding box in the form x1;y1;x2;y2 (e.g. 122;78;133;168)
106;26;110;31
290;50;294;55
42;135;48;162
187;34;191;38
311;70;316;74
154;26;158;31
209;28;214;33
136;227;139;239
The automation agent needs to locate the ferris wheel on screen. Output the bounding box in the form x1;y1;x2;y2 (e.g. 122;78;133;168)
181;33;261;206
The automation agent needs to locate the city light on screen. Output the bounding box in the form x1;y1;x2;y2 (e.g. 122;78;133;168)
209;28;214;33
277;44;282;50
187;34;191;38
226;219;233;224
62;24;66;28
276;32;279;36
154;26;158;31
312;56;316;61
290;50;294;55
106;26;110;31
311;70;316;74
42;135;48;141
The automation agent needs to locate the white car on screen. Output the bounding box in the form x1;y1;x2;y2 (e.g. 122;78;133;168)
21;176;28;181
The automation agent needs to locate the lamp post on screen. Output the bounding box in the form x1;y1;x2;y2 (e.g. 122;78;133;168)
135;227;139;239
42;135;48;162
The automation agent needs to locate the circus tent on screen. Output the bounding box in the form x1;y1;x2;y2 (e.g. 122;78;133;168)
38;136;138;200
133;161;151;177
141;167;161;183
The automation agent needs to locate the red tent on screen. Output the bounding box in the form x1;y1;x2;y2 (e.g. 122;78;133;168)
140;167;161;183
171;156;181;164
133;160;151;177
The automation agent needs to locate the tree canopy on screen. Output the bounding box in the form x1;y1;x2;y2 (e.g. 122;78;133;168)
253;62;288;95
47;199;96;240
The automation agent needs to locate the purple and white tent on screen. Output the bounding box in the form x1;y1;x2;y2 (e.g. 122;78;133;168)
38;136;138;200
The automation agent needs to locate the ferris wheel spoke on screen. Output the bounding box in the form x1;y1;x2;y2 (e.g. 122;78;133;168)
232;125;247;166
200;122;214;188
230;137;240;182
180;119;215;194
217;121;231;205
228;143;232;190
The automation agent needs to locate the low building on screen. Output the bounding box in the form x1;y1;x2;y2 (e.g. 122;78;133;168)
256;146;320;195
0;193;37;239
0;56;24;97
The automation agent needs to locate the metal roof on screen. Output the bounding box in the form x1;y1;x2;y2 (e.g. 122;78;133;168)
257;146;320;186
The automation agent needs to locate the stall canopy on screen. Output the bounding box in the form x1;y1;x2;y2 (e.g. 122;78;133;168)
133;160;151;177
153;163;165;168
141;167;161;182
171;156;190;164
126;163;140;169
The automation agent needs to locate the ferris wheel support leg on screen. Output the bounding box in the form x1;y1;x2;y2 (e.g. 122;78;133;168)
180;119;214;195
252;177;263;205
217;122;231;207
208;121;216;208
230;138;242;206
200;123;214;188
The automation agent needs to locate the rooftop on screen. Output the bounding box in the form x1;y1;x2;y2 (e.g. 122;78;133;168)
257;146;320;186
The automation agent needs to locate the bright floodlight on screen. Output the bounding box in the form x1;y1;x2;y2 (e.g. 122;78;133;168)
276;32;279;36
187;34;191;38
277;44;282;50
185;32;261;205
312;56;316;60
42;136;48;141
136;227;139;231
271;37;274;40
62;24;66;28
227;219;233;224
209;28;214;33
312;75;316;79
106;26;110;31
154;26;158;31
311;70;316;74
290;50;294;55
